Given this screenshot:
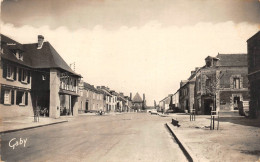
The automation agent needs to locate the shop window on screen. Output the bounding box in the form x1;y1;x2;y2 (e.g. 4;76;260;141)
16;91;28;106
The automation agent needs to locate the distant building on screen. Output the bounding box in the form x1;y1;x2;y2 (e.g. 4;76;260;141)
159;94;173;113
78;81;104;113
194;54;249;115
179;68;197;113
247;31;260;118
172;90;179;109
131;92;146;111
0;34;81;118
97;86;113;112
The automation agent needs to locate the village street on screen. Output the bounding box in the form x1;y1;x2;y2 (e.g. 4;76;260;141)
1;113;187;162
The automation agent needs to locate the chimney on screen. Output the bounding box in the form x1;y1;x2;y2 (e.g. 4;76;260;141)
130;93;132;100
37;35;44;49
143;94;145;101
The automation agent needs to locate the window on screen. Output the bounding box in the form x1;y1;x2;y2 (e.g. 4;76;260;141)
233;78;240;89
7;65;14;79
206;78;211;87
19;68;30;83
16;91;28;106
1;89;15;105
206;61;211;67
14;51;23;61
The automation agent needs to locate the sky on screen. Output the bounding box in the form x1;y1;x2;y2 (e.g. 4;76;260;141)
1;0;260;106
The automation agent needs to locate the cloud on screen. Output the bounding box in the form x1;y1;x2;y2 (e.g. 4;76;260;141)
2;0;260;30
1;21;259;105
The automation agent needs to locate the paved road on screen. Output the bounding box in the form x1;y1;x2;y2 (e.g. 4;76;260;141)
1;113;187;162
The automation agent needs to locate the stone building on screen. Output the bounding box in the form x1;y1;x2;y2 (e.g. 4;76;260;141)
131;92;146;111
78;81;104;113
159;94;173;113
179;69;197;113
172;90;180;109
97;86;114;112
247;31;260;118
1;34;81;118
194;54;249;115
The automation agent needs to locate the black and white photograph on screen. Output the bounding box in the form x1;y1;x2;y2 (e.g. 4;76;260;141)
0;0;260;161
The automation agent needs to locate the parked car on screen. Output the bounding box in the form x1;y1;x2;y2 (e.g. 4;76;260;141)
149;109;158;115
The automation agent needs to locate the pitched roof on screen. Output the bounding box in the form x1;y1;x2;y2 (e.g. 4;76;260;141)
1;34;80;77
100;89;112;96
132;93;143;103
216;54;247;67
23;42;80;76
247;31;260;42
1;34;31;67
83;82;101;93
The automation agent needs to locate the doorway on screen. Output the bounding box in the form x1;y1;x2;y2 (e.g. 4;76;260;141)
204;99;213;115
233;96;240;110
85;101;89;112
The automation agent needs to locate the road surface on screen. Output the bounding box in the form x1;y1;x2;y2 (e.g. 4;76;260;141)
1;113;187;162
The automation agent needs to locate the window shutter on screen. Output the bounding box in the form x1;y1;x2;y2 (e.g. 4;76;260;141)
14;67;17;80
1;89;5;104
27;71;30;84
18;68;22;81
25;92;28;105
11;90;15;105
3;63;7;78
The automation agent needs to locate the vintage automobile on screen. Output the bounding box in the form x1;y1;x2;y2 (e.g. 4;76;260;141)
149;109;158;115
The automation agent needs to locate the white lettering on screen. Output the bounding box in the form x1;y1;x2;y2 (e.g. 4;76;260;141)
8;138;28;150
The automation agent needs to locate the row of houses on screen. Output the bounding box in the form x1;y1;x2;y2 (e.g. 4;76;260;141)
159;31;260;118
0;34;147;119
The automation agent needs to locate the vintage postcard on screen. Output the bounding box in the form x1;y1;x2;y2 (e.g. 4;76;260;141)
0;0;260;161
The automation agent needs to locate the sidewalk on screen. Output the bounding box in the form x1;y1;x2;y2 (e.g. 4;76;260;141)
164;113;260;162
0;116;68;134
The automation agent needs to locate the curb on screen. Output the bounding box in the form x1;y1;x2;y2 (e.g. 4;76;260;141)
165;123;198;162
0;120;68;134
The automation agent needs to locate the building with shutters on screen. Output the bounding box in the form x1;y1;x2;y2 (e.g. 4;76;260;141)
0;34;81;118
1;35;33;118
194;54;249;115
78;81;105;113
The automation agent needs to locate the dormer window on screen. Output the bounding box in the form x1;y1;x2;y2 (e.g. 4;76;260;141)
206;60;212;67
14;50;23;61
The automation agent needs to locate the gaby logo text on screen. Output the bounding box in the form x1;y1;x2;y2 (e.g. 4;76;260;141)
9;138;28;150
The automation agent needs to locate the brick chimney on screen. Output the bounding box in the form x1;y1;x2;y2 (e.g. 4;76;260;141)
143;94;145;101
37;35;44;49
130;93;132;101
